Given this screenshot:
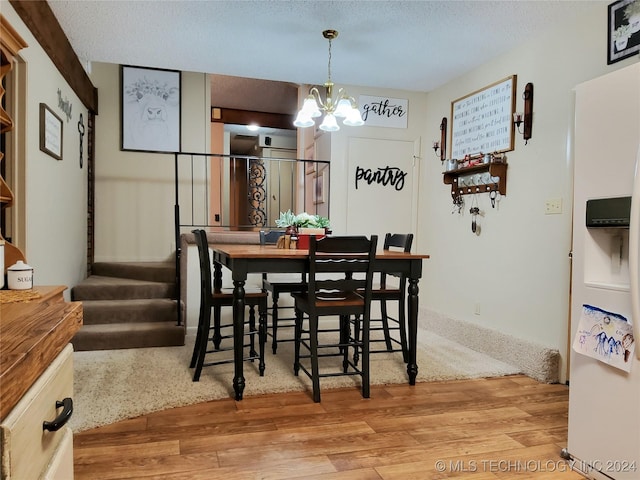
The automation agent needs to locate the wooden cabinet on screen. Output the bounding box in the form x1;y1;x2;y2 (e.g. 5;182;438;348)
443;162;507;197
1;15;28;272
1;345;74;479
0;286;83;480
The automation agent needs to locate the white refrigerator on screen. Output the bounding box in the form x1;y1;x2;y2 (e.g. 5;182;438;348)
566;63;640;480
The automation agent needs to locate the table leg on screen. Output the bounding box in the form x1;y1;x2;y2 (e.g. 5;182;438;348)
406;277;419;384
232;279;246;400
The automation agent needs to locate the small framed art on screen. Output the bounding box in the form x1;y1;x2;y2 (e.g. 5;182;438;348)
608;0;640;65
39;103;63;160
313;170;326;205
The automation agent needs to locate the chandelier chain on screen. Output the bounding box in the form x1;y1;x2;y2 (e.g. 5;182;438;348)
327;37;332;83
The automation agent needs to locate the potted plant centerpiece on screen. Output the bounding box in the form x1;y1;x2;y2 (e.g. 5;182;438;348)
275;211;331;248
275;209;298;236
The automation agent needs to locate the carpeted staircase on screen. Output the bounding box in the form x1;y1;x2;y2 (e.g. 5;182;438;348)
71;262;185;351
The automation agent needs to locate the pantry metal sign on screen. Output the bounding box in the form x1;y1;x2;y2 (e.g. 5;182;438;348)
359;95;408;128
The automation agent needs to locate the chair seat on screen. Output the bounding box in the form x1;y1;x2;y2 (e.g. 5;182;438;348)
292;290;364;312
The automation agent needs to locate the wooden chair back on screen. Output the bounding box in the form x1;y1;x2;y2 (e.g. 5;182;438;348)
305;235;378;315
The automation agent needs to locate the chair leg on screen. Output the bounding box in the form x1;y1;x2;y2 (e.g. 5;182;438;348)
380;299;394;351
271;293;280;354
248;305;257;361
192;307;212;381
212;304;222;349
361;315;370;399
293;308;302;376
353;314;361;366
309;314;321;403
190;302;206;368
258;304;267;376
341;316;350;373
398;297;409;363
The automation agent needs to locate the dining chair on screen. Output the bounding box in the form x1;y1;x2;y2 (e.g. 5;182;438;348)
354;233;413;363
292;235;378;402
190;229;268;382
259;230;307;354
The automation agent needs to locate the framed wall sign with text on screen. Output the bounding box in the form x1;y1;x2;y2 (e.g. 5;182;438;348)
358;95;408;128
39;103;63;160
450;75;516;159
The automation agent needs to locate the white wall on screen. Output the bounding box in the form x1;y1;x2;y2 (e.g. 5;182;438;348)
3;3;88;299
322;86;428;239
420;1;636;382
89;62;210;262
6;0;637;379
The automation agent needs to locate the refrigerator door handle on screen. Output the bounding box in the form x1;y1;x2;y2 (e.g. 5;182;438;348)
631;143;640;360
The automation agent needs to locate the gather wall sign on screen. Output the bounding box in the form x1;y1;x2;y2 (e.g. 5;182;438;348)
358;95;408;128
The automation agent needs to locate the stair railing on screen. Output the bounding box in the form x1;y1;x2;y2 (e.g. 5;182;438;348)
173;152;330;326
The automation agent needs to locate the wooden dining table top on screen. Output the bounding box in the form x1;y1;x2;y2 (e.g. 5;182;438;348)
211;243;430;260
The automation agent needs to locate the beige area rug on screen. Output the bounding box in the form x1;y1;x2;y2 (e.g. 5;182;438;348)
70;325;520;432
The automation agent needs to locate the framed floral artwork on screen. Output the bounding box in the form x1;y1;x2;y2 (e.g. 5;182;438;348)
121;65;181;153
608;0;640;65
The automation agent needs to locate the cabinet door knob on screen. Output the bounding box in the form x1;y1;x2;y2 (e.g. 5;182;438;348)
43;397;73;431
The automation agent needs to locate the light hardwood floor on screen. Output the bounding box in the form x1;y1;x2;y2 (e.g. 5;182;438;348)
73;375;583;479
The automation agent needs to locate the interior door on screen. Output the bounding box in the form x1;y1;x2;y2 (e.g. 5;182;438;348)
346;137;420;241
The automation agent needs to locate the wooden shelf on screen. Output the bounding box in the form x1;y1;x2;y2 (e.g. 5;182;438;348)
443;162;507;196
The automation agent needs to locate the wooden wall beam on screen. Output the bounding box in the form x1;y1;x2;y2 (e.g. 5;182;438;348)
211;107;294;130
9;1;98;114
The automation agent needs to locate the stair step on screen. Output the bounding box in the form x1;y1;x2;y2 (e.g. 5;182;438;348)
81;299;179;325
72;322;185;351
72;260;184;350
72;276;175;301
92;262;175;283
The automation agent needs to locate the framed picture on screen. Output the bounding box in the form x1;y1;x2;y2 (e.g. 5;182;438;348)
39;103;63;160
450;75;516;160
305;143;316;174
608;0;640;65
313;170;326;205
120;65;181;153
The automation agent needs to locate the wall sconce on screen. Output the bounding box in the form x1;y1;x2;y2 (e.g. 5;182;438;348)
433;117;447;161
513;82;534;144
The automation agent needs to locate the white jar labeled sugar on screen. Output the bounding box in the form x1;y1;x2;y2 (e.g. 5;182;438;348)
7;260;33;290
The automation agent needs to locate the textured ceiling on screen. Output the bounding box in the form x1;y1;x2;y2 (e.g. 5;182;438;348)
48;0;600;93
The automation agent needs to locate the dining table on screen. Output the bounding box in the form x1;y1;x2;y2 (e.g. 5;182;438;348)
210;243;430;400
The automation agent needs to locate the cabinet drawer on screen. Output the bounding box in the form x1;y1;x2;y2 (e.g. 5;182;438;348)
42;427;74;480
1;344;74;480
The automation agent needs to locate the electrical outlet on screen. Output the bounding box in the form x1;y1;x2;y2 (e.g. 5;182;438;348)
474;303;481;315
545;198;562;215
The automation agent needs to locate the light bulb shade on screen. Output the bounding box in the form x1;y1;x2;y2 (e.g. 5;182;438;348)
319;113;340;132
293;111;315;128
334;98;352;118
301;96;322;118
343;107;365;127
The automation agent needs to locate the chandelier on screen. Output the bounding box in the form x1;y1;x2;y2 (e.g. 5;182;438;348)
293;29;364;132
